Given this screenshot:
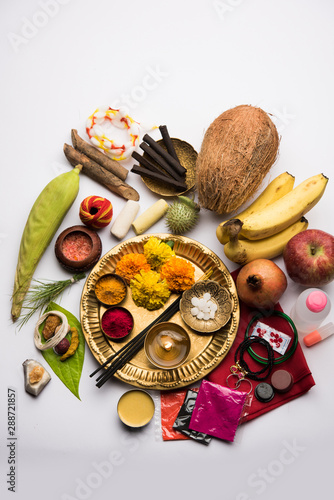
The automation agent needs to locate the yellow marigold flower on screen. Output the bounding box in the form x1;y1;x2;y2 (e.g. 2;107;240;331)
115;253;151;284
143;237;175;271
130;270;171;310
160;256;195;293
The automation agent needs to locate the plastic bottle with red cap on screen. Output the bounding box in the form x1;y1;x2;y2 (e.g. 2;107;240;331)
290;288;331;335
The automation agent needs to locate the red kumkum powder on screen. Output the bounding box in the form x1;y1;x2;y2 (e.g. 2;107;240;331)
62;231;93;261
101;307;134;339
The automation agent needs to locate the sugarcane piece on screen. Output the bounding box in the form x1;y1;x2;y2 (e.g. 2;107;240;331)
132;199;169;235
64;144;139;201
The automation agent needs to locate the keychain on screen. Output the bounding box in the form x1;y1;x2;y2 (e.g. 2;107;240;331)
226;336;275;394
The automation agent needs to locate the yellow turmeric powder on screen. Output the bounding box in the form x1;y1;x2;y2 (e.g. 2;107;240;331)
95;274;127;305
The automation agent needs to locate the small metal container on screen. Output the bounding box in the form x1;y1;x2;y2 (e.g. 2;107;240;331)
117;390;155;428
144;321;191;370
94;273;127;307
100;306;134;341
180;280;233;334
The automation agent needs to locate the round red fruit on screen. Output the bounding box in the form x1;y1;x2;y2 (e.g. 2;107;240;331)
283;229;334;286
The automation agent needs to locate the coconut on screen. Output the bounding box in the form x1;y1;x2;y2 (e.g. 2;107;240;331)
196;105;279;215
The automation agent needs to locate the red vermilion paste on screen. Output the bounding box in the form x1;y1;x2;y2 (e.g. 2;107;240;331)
101;307;133;339
62;232;93;261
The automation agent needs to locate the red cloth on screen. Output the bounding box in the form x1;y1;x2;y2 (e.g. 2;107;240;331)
207;270;315;422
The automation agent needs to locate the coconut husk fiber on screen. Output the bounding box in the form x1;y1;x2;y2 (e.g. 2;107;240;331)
196;105;279;215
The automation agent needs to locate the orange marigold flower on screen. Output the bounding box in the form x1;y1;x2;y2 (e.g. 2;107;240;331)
160;256;195;293
115;253;151;284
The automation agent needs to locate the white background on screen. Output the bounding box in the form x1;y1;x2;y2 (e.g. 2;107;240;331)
1;1;334;499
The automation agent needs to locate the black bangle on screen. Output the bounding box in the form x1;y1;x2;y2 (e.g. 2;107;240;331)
234;336;274;381
244;311;298;365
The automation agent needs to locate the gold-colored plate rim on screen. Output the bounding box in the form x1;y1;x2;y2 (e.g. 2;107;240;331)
80;234;240;390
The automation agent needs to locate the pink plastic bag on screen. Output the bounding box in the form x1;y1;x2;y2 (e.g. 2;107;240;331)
189;380;248;442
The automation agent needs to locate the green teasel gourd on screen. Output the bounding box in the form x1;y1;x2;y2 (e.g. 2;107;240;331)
11;165;82;322
165;195;200;234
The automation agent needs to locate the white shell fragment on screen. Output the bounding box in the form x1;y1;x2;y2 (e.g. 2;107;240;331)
22;359;51;397
190;292;217;321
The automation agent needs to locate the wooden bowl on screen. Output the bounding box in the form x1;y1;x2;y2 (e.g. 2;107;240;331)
55;225;102;273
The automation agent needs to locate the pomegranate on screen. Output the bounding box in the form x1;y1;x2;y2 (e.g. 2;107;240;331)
236;259;287;310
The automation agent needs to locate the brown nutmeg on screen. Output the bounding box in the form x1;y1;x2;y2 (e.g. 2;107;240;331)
55;225;102;272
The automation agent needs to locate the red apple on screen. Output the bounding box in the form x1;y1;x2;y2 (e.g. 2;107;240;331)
283;229;334;286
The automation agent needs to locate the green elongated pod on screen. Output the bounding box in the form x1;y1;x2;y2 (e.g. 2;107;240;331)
11;166;82;322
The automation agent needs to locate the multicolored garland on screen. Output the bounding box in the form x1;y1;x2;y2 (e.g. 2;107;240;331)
86;107;142;161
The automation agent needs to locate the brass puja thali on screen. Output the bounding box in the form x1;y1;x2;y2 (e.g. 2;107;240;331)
80;234;240;391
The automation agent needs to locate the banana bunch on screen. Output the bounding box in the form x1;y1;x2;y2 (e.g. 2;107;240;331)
216;172;328;265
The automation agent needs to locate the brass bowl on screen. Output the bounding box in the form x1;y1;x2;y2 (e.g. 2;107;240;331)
100;306;134;341
94;273;127;307
144;322;191;370
180;280;233;334
141;138;197;196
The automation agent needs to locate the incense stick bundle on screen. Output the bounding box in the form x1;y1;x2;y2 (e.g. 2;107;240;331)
132;151;165;176
159;125;180;162
142;134;186;177
139;141;184;182
131;125;188;191
131;165;187;191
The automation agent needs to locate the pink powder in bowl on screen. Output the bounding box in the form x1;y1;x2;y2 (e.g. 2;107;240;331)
62;231;93;261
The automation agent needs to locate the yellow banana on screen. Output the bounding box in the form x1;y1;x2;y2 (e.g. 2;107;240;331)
216;172;295;244
223;217;309;265
238;173;328;240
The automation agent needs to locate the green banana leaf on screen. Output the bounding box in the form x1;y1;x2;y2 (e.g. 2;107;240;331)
40;302;85;400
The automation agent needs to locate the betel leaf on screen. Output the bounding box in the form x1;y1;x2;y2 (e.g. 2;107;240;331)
40;302;85;400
